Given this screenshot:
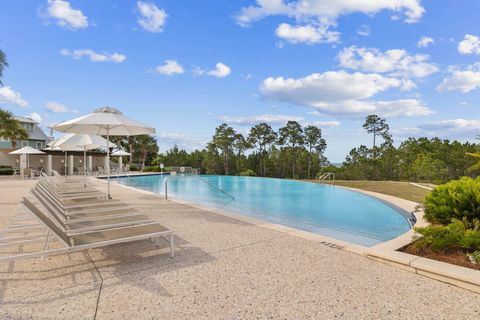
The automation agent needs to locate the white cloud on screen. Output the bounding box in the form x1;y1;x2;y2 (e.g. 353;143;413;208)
418;119;480;137
417;36;434;48
259;71;433;117
219;114;304;125
137;1;168;33
236;0;424;25
60;49;126;63
45;0;88;30
329;99;433;117
458;34;480;55
0;87;29;108
275;23;340;44
154;60;184;75
357;25;371;37
337;46;438;78
207;63;231;78
195;63;231;78
45;101;77;113
236;0;424;44
305;120;340;128
29;112;42;123
437;64;480;93
157;132;206;151
261;71;409;103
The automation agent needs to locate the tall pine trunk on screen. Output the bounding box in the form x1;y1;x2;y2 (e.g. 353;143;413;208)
307;148;312;180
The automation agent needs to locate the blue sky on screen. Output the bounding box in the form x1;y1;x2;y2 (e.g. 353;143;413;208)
1;0;480;162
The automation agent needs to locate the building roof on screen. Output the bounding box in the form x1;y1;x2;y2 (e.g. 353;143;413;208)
13;116;37;124
12;116;49;141
29;125;49;141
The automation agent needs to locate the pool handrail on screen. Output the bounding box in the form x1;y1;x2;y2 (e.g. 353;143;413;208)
163;176;235;201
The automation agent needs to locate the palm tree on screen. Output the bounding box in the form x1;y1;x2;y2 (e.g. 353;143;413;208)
0;49;8;86
0;108;28;148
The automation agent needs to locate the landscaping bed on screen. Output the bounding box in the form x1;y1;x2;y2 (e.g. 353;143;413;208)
399;243;479;270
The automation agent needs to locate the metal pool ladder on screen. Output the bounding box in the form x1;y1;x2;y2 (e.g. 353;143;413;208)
318;172;335;184
164;176;235;201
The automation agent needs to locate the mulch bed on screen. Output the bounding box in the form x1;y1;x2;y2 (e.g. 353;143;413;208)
399;243;480;270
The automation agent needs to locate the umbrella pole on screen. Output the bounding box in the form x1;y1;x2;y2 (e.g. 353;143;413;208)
107;128;111;199
84;145;87;188
64;151;67;179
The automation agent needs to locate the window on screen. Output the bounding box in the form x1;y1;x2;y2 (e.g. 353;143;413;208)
23;123;32;131
22;141;28;147
36;142;43;149
0;136;8;142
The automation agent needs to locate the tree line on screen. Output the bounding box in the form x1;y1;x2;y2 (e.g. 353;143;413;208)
141;115;480;184
152;121;328;179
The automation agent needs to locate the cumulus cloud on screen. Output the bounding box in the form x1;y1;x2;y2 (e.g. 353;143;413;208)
261;71;410;103
337;46;438;78
219;114;304;125
45;101;77;113
0;87;29;108
437;64;480;93
157;132;206;151
236;0;424;44
275;23;340;44
29;112;42;123
44;0;88;30
259;71;433;117
236;0;424;25
194;63;231;78
458;34;480;55
417;36;434;48
137;1;168;33
417;119;480;138
60;49;126;63
154;60;184;75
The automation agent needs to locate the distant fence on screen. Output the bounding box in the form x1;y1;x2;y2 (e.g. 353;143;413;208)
169;166;199;174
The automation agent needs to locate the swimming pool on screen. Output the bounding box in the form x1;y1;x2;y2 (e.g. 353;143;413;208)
114;175;412;246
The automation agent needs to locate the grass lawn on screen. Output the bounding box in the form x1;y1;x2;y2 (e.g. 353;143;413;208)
310;180;431;203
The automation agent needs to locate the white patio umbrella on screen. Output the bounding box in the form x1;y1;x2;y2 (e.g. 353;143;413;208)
111;149;131;173
48;133;112;186
9;146;46;179
53;107;155;198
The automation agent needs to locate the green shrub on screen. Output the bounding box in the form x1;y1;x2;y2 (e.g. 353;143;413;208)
129;164;139;171
423;177;480;225
143;166;160;172
0;167;14;175
414;219;480;252
239;169;256;177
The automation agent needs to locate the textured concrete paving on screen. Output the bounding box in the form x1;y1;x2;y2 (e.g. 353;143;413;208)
0;177;479;319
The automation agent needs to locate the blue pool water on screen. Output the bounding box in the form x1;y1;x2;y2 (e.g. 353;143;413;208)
114;175;411;246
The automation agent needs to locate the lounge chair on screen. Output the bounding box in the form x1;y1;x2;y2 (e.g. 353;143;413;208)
30;188;155;235
0;197;174;262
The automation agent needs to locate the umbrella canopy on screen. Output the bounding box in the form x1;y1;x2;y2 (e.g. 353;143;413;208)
9;146;46;155
53;107;155;198
52;107;156;136
111;149;131;156
48;133;113;186
48;133;111;150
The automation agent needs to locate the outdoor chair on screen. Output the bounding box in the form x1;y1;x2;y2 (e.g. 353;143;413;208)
0;197;174;262
30;188;155;235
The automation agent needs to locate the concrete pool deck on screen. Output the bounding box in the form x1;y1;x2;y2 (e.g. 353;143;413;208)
0;178;479;319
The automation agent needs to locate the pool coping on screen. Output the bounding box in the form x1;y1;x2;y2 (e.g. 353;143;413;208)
101;178;480;294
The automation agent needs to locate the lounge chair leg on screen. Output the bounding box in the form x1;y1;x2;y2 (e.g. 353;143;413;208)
170;234;174;258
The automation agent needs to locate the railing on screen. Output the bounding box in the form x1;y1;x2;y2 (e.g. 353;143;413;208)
164;175;235;201
318;172;335;185
197;176;235;201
